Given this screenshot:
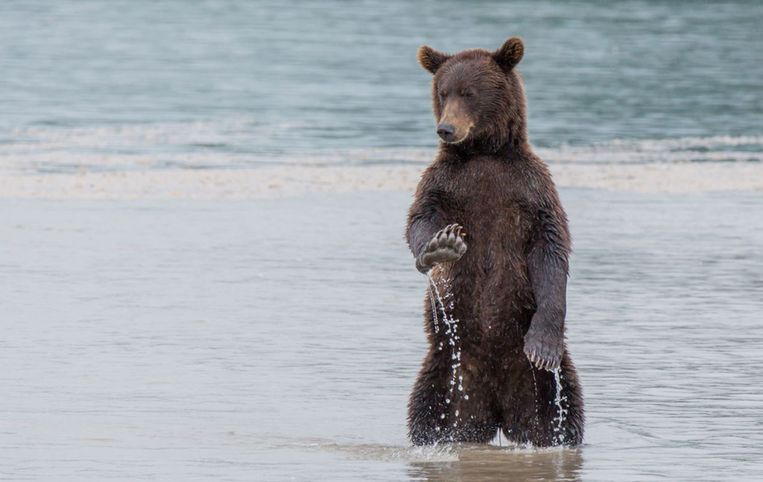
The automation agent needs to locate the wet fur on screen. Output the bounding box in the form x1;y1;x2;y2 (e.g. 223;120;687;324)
406;38;584;446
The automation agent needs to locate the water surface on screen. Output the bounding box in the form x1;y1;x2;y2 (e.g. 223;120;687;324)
2;1;762;480
1;0;762;172
2;189;762;480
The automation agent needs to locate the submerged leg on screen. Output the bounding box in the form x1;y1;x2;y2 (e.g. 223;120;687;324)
500;350;584;447
408;355;499;445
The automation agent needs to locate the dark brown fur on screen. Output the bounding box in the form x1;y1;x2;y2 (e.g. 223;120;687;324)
406;38;584;446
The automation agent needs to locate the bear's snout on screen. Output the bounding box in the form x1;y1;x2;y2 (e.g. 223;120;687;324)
436;123;456;142
437;97;473;144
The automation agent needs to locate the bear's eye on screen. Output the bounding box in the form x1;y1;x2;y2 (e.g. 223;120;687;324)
439;90;448;99
461;89;474;98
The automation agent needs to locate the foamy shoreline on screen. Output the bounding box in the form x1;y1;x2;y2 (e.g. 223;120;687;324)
1;162;762;200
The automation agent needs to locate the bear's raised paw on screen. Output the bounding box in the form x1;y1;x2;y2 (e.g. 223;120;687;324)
416;224;467;273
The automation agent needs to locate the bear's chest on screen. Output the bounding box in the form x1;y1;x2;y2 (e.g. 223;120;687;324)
445;160;535;248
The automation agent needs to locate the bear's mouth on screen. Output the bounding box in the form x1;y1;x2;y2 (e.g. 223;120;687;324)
436;119;473;144
450;125;473;144
439;125;473;145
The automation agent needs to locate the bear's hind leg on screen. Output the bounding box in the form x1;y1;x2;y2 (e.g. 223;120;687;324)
500;352;584;447
408;361;498;445
407;366;444;445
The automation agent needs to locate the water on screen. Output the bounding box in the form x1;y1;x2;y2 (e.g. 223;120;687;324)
2;189;762;480
1;1;762;173
553;369;569;446
427;275;440;334
427;273;466;434
2;1;763;480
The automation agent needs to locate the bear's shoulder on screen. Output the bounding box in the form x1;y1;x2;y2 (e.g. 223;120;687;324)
421;152;556;204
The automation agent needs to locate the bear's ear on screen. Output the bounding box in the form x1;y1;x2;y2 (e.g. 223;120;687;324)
493;37;524;71
417;45;450;74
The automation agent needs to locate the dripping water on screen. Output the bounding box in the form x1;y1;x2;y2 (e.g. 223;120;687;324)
552;368;568;445
426;272;465;436
427;275;440;334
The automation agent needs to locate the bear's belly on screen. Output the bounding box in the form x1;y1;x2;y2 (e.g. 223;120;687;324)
435;245;536;351
433;185;537;349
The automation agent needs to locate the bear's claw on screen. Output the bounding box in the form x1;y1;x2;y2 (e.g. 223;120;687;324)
416;224;468;273
524;327;563;371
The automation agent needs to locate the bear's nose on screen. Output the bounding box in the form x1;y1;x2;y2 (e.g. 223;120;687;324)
436;123;455;141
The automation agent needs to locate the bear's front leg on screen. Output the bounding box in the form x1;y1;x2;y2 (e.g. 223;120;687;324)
524;206;570;371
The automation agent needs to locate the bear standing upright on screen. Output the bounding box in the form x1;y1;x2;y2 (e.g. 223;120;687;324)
406;37;584;447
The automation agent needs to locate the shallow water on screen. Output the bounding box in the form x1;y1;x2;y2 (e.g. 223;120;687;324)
2;1;762;479
2;189;762;480
1;0;762;172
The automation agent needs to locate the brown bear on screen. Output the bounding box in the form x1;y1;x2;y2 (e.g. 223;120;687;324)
405;37;584;447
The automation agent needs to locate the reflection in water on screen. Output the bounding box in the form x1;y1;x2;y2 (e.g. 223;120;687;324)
407;445;583;482
316;440;584;482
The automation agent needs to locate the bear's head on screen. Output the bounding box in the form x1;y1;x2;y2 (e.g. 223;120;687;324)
417;37;527;151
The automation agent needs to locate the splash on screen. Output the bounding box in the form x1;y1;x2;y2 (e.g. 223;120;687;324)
551;368;569;446
427;272;466;436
